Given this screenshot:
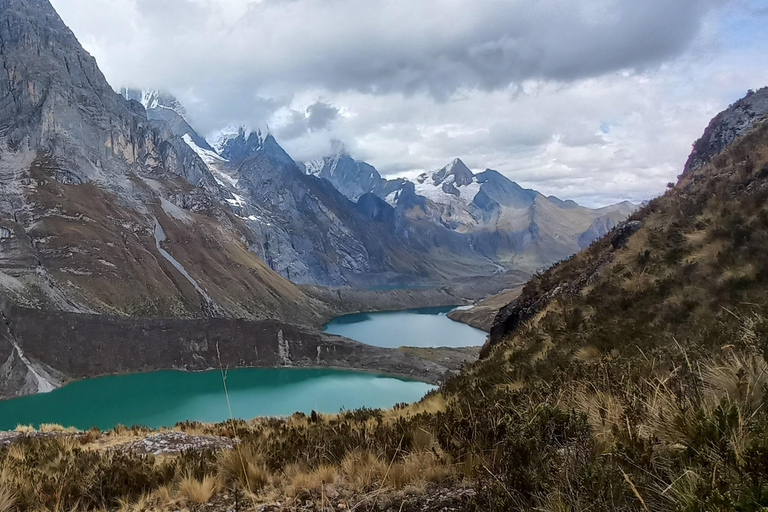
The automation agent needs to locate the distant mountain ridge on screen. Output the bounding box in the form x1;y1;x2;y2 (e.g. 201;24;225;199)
301;151;638;268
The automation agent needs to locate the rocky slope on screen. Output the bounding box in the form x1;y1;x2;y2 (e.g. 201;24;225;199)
445;285;523;331
0;0;335;322
119;88;215;153
304;149;405;201
684;86;768;173
185;126;513;286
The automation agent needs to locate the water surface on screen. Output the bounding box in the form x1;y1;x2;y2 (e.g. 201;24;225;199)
0;368;434;430
323;305;487;348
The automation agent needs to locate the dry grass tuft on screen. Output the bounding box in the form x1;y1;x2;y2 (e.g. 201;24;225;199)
574;346;602;362
178;473;219;504
288;465;336;496
573;387;624;448
217;446;270;492
79;428;101;445
39;423;65;432
384;452;453;489
0;486;15;512
116;493;151;512
153;483;177;509
701;352;768;413
340;450;386;492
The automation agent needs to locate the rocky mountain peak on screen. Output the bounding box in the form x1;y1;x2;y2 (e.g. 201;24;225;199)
433;158;474;187
119;88;186;116
118;87;214;153
214;126;296;171
303;151;388;201
684;87;768;174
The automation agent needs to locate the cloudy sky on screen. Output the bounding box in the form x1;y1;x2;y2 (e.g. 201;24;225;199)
50;0;768;206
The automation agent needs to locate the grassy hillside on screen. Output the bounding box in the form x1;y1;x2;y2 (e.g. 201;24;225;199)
3;115;768;511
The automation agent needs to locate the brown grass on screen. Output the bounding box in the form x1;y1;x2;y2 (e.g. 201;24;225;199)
701;352;768;412
177;473;219;504
217;446;270;492
0;486;15;512
287;465;336;496
340;450;387;492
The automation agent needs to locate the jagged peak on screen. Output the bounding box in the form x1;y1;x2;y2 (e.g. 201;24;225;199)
433;157;474;187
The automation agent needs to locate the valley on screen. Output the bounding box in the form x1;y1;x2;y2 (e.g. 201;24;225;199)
2;0;766;510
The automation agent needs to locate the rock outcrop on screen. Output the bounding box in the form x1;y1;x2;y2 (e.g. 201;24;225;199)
684;87;768;174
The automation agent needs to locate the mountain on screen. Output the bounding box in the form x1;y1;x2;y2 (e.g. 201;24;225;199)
119;88;215;153
303;153;638;271
0;0;328;322
454;87;768;509
183;127;505;286
7;87;768;512
0;0;529;399
303;150;405;201
684;86;768;173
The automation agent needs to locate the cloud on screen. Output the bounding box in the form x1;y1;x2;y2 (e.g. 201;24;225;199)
306;102;339;131
50;0;724;113
270;101;340;140
47;0;768;206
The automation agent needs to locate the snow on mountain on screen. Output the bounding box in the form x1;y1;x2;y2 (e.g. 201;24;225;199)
182;134;226;166
304;157;326;177
413;158;483;206
210;125;248;154
119;88;215;153
181;134;239;191
300;150;638;267
119;88;186;116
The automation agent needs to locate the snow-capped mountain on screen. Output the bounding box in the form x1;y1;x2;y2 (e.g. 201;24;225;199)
119;88;214;152
303;151;405;202
175;123;503;286
118;92;636;282
302;153;638;268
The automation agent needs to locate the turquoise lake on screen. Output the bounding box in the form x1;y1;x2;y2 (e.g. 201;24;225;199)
0;368;435;430
323;305;487;348
0;307;485;430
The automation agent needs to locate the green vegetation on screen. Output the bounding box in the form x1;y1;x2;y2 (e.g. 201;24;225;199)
3;120;768;510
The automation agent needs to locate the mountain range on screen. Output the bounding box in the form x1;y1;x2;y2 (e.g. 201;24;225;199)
123;86;636;286
304;151;637;270
0;0;636;327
